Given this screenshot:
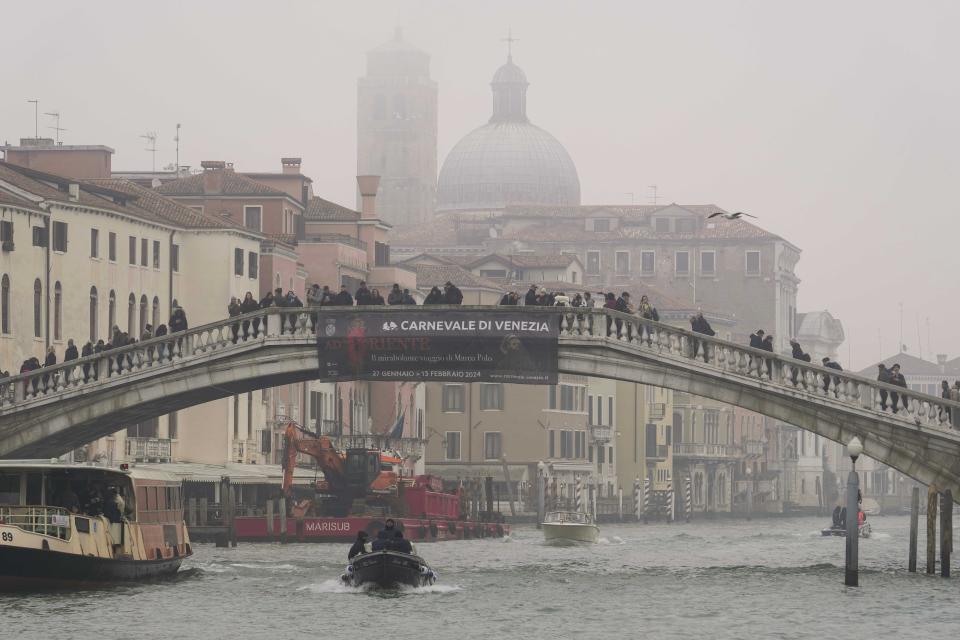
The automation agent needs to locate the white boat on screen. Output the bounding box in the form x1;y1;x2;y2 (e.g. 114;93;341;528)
542;511;599;544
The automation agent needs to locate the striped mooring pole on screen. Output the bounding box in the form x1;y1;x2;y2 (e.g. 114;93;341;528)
643;478;651;524
685;476;693;523
666;481;675;523
633;477;641;522
575;475;583;512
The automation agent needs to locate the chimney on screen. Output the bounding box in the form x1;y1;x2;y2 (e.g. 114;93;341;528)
357;175;380;220
282;157;302;175
68;182;80;201
201;160;226;194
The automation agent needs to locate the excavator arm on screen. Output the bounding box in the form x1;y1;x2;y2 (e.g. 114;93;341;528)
281;423;346;496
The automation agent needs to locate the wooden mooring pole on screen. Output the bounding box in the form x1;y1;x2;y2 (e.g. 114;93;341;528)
908;486;919;572
941;489;952;578
926;484;938;574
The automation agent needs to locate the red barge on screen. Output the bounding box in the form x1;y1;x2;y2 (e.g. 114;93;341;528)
227;423;508;543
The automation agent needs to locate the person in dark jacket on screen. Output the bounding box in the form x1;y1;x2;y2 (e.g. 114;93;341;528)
369;288;385;305
81;341;93;381
64;339;79;362
42;346;57;390
689;311;714;363
749;330;765;350
387;284;404;305
941;380;952;423
876;363;891;410
320;285;335;306
401;289;417;305
355;281;372;306
760;334;775;377
499;291;516;306
333;285;354;306
348;531;369;560
371;529;389;551
789;339;811;388
524;285;538;306
443;282;463;305
240;292;260;338
228;297;242;343
424;287;444;305
822;357;843;396
888;363;908;413
259;290;275;309
390;530;413;554
153;324;168;362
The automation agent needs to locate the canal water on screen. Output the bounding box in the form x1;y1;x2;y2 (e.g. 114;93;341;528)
3;516;958;639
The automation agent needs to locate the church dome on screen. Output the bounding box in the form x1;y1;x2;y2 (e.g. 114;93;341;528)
436;55;580;212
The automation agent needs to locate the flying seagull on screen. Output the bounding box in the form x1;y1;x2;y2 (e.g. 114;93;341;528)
708;211;756;220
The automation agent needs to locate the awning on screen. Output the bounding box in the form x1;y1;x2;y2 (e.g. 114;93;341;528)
548;462;595;473
135;462;317;486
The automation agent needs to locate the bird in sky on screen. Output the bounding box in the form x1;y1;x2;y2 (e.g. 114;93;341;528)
708;211;757;220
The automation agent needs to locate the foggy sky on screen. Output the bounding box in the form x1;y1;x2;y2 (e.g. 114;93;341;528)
3;0;959;371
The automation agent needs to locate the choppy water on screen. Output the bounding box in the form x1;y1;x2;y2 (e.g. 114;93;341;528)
3;516;958;639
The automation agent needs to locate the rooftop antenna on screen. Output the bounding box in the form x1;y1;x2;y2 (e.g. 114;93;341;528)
916;313;923;361
27;99;38;138
500;28;518;60
44;111;65;144
898;302;903;353
173;123;181;174
648;185;658;205
140;131;158;172
926;316;931;360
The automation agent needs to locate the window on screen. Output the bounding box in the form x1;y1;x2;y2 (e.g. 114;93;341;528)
442;385;465;412
700;251;716;275
586;251;600;275
548;384;585;412
108;232;117;261
655;218;670;232
244;206;262;231
608;397;613;427
53;282;62;341
52;221;68;252
484;432;502;460
108;290;116;331
0;274;8;334
139;295;148;335
575;431;585;458
745;250;760;275
0;220;12;243
479;383;503;410
615;251;630;274
234;248;244;276
549;430;556;457
675;251;689;275
704;410;720;443
127;293;136;336
641;250;655;274
33;279;42;337
248;252;258;279
560;430;573;458
32;226;48;247
90;228;99;258
445;432;461;460
140;238;148;266
153;240;160;269
593;219;610;232
89;286;98;342
128;236;136;264
587;395;593;424
171;244;180;272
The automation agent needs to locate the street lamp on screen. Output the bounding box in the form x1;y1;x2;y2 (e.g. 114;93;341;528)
536;461;546;529
845;436;863;587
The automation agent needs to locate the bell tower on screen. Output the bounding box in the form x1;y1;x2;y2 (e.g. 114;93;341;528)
357;29;438;227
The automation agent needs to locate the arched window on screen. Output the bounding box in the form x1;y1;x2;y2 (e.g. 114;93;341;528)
33;279;42;338
108;290;116;332
89;286;98;342
127;293;136;336
152;296;160;329
1;274;9;334
54;282;62;341
139;294;148;335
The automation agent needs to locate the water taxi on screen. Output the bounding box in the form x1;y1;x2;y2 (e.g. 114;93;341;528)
542;510;600;544
0;460;192;589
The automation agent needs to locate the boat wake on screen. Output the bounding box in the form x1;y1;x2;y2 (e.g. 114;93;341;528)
298;579;369;594
228;563;300;572
297;579;460;595
402;583;461;595
598;536;625;545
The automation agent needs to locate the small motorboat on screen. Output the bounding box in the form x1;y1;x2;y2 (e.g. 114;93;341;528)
542;510;600;544
821;523;871;538
341;550;437;588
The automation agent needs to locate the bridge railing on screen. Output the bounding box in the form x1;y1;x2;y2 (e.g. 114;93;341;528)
2;306;958;434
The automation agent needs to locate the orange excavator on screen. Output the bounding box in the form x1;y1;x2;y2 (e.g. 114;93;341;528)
281;422;401;516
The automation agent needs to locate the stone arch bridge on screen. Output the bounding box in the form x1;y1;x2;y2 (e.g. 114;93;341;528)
1;307;958;494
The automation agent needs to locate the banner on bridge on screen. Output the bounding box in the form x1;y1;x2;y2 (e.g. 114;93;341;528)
316;311;559;384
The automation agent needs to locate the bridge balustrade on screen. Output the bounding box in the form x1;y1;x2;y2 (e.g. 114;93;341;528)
1;306;958;436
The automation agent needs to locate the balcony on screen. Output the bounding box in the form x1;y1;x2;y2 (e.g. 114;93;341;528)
673;442;738;459
328;434;425;459
743;439;765;457
648;444;669;460
649;403;666;421
589;424;612;443
125;437;172;462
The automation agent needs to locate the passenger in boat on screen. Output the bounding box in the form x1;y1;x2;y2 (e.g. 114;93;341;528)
348;531;369;560
391;530;413;554
55;482;80;514
857;510;866;526
371;529;390;551
838;507;847;528
831;505;842;528
103;486;125;524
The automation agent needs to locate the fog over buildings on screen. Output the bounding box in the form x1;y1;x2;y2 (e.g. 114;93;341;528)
3;0;959;368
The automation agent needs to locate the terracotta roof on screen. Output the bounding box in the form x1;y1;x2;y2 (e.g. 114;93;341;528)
413;264;505;292
306;196;360;221
86;179;254;232
156;170;289;197
265;232;298;246
0;188;41;211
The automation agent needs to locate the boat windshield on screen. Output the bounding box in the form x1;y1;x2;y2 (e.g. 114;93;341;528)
544;511;591;524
